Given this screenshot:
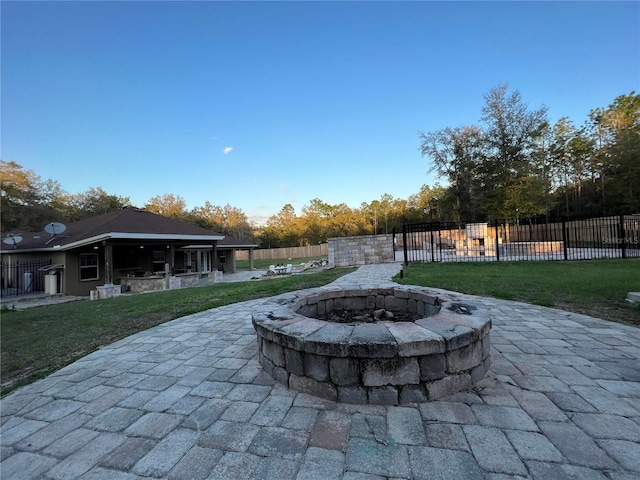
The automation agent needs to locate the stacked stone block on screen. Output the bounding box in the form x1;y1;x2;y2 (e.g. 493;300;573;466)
328;234;394;267
253;286;491;405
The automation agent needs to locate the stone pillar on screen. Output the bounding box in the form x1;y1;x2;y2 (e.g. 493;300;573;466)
249;248;255;271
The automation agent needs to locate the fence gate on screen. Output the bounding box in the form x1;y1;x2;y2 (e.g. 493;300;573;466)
1;259;52;296
401;215;639;264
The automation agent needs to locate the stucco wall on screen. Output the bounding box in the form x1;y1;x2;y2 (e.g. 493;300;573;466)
328;234;395;267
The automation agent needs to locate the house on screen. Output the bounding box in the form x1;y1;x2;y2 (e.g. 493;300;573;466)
0;207;257;297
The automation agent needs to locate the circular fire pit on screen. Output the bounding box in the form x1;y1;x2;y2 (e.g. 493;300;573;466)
252;286;491;405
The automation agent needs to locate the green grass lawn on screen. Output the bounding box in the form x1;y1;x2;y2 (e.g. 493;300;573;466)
395;259;640;326
0;267;353;395
235;256;326;270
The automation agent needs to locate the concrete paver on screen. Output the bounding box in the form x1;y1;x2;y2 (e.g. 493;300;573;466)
2;262;640;479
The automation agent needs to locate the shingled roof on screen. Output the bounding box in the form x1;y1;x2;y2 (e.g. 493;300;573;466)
2;207;227;252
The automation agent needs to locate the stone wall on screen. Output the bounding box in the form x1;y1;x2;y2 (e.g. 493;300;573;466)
120;272;213;294
328;234;394;267
120;276;165;294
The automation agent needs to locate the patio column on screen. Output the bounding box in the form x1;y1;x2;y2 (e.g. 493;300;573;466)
196;249;202;273
230;249;237;273
249;248;255;271
104;243;113;284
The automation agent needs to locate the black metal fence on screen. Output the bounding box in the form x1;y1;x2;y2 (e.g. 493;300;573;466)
400;214;640;264
1;259;52;296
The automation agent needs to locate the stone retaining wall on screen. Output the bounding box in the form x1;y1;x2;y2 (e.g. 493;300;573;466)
328;234;394;267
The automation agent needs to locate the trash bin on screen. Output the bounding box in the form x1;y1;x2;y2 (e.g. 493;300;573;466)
45;273;58;294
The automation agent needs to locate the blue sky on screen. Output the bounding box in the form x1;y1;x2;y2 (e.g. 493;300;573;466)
2;1;639;225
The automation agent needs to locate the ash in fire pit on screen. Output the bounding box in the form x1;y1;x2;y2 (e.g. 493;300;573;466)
253;286;491;405
319;308;422;323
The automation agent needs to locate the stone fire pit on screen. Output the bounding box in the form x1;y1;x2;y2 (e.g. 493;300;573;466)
252;286;491;405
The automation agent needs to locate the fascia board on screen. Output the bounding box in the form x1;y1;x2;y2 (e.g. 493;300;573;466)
4;232;224;253
218;244;259;248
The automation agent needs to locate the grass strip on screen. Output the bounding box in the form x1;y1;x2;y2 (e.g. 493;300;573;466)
395;259;640;327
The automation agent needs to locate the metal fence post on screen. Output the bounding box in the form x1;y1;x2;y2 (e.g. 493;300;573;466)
562;217;568;261
402;224;408;266
620;214;626;259
495;218;500;262
430;226;435;263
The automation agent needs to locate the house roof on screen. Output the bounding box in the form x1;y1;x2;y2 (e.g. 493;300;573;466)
1;207;246;253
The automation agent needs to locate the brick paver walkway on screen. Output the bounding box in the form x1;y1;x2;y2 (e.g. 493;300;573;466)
2;263;639;479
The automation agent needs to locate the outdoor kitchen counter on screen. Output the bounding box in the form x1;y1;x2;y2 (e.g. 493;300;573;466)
119;272;202;293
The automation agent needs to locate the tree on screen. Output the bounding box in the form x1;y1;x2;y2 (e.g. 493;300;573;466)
478;84;549;218
405;184;443;221
326;203;366;237
419;125;484;221
190;202;254;239
263;204;301;247
56;187;130;222
144;194;188;220
548;118;593;215
378;193;394;234
190;201;225;231
221;204;254;240
360;200;381;234
588;92;640;214
301;199;332;245
0;160;64;231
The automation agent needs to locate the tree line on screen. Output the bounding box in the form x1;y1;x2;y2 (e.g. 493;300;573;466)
0;165;257;242
2;86;637;248
0;158;440;247
419;85;639;222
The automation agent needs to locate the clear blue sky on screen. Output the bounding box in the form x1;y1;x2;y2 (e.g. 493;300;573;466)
2;1;638;225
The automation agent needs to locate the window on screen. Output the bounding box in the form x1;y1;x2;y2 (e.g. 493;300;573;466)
79;253;99;281
153;251;166;273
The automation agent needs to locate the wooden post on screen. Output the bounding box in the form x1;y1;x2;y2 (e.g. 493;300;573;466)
104;243;113;284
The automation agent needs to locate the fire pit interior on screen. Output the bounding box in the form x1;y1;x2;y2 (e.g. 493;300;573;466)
252;286;491;405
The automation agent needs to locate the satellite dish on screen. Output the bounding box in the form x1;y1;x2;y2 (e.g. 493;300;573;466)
45;222;67;235
3;234;23;248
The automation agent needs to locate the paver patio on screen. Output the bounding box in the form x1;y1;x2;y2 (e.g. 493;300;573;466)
2;263;639;479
